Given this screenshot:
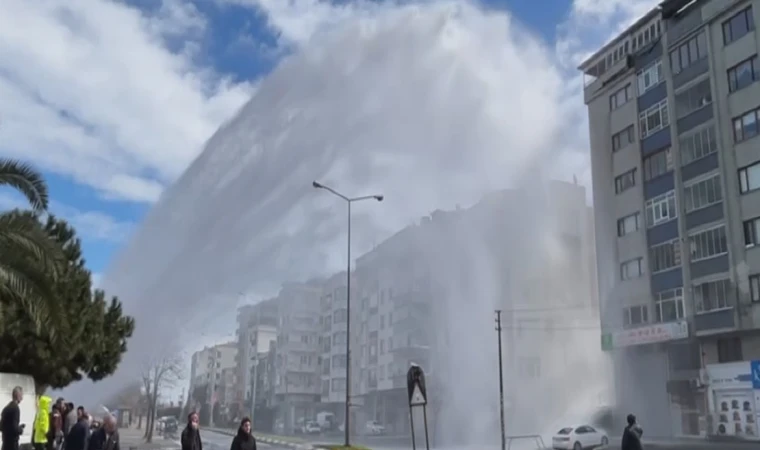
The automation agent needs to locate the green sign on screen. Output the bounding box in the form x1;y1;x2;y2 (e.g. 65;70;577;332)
601;333;613;351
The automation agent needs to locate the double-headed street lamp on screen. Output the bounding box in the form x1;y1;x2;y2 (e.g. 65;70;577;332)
312;181;383;447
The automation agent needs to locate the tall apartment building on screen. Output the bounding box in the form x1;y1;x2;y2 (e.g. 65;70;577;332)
235;300;279;409
271;281;323;433
318;272;348;417
352;224;433;436
580;0;760;439
188;342;237;414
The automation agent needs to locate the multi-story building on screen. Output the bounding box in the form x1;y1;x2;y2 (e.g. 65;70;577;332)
271;281;323;432
235;300;279;411
318;272;348;420
188;342;237;416
580;0;760;439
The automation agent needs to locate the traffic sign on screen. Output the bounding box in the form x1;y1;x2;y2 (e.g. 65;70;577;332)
751;360;760;390
407;364;428;407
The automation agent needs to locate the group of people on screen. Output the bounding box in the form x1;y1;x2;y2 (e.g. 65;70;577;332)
180;412;256;450
0;387;120;450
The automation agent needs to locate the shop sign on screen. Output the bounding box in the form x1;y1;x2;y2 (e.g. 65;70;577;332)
603;320;688;350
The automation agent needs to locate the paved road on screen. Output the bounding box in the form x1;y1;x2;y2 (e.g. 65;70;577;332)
204;429;286;450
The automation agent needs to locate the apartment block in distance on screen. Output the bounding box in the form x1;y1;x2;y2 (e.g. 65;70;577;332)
188;341;237;422
271;281;323;433
318;271;349;426
235;300;278;412
580;0;760;440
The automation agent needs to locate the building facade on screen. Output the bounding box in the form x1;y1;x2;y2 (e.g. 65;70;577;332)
271;281;323;433
235;300;279;410
188;341;237;420
580;0;760;439
318;271;349;421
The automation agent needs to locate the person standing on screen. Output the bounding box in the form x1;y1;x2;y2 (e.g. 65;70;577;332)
47;412;64;450
63;410;90;450
228;418;256;450
33;396;52;450
88;415;119;450
180;413;202;450
0;387;26;450
621;413;643;450
63;404;76;438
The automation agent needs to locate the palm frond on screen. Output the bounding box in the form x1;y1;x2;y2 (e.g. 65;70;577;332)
0;211;65;279
0;159;49;211
0;266;56;337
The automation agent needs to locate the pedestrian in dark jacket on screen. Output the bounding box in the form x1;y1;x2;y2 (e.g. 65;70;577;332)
0;387;26;450
229;418;256;450
180;413;201;450
621;413;643;450
88;415;118;450
64;414;90;450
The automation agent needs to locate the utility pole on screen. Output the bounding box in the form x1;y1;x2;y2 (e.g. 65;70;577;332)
495;310;506;450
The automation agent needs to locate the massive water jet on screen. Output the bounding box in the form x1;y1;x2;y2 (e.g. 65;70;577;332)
63;0;610;444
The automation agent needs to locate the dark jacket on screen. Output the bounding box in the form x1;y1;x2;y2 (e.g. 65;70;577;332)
180;426;202;450
87;428;119;450
229;430;256;450
64;419;90;450
621;425;643;450
0;401;24;444
63;411;77;437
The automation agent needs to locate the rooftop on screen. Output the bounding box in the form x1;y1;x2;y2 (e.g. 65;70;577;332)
577;6;661;72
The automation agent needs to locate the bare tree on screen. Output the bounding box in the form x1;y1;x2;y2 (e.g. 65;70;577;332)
140;354;184;443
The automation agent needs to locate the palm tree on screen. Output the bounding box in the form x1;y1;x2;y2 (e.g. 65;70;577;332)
0;159;63;333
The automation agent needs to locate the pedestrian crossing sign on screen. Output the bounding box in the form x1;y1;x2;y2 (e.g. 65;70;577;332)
410;384;426;406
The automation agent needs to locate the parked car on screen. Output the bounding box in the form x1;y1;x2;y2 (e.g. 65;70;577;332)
364;420;385;435
303;421;321;435
551;425;608;450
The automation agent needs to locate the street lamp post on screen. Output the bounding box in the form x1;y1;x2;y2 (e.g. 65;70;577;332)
250;357;259;424
312;181;383;448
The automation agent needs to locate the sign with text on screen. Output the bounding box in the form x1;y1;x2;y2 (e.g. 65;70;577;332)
606;320;688;349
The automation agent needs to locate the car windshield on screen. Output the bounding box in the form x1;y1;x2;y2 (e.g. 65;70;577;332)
557;427;574;435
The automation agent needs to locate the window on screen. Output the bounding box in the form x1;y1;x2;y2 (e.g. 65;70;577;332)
745;217;760;247
332;331;347;345
728;56;760;93
612;125;635;151
739;161;760;193
615;169;636;194
689;225;728;261
610;84;632;110
723;7;755;45
333;309;347;323
643;147;673;180
650;239;681;273
645;190;677;227
679;125;717;165
620;258;643;280
675;78;712;119
617;213;640;237
693;278;732;313
683;174;722;212
331;354;346;368
331;378;346;392
751;275;760;302
717;338;743;363
637;60;663;95
732;107;760;142
639;99;669;138
670;32;707;75
654;288;685;322
623;305;648;327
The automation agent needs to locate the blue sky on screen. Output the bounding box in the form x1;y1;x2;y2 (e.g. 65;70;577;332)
0;0;652;285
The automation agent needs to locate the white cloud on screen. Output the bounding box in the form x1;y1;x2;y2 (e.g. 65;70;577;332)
0;191;133;243
0;0;255;203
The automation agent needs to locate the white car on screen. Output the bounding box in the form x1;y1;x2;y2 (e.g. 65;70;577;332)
552;425;609;450
364;420;385;435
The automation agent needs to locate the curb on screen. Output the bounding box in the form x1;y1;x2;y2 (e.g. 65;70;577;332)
207;428;313;450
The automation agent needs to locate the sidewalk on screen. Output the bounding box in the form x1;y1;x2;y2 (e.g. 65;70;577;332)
120;426;180;450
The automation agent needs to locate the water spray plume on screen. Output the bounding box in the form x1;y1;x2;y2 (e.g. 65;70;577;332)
63;1;610;445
